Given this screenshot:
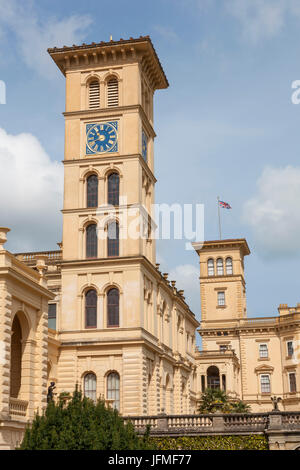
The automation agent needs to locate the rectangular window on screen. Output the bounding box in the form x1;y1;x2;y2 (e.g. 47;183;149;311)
289;373;297;393
287;341;294;357
217;291;225;306
222;374;226;391
48;304;57;330
260;374;271;394
220;345;227;353
259;343;268;358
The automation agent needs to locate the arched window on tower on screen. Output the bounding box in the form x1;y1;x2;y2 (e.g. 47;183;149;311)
216;258;224;276
87;174;98;208
85;289;97;328
207;259;215;276
107;288;119;327
107;221;119;257
86;224;97;258
107;77;119;107
107;372;120;410
226;257;233;275
107;173;119;206
84;373;97;401
89;80;100;109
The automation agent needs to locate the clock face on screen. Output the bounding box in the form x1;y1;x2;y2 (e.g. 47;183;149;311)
142;130;148;162
86;121;118;155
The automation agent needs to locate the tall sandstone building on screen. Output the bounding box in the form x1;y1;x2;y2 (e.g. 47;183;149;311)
15;36;199;417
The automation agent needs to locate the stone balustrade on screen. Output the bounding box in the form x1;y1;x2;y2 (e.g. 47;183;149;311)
123;411;300;436
9;398;28;418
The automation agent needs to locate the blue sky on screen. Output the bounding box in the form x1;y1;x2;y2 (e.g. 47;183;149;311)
1;0;300;321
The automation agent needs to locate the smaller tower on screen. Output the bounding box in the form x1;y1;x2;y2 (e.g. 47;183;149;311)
193;239;250;328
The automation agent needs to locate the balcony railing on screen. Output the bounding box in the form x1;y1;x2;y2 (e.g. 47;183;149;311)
15;250;62;263
9;397;28;418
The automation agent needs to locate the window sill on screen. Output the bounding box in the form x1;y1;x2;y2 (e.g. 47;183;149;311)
286;356;294;360
258;357;270;361
217;305;226;309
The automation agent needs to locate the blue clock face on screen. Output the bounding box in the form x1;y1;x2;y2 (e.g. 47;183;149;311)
142;130;148;162
86;122;118;154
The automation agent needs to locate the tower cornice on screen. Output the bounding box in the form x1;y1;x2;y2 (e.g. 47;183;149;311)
48;35;168;90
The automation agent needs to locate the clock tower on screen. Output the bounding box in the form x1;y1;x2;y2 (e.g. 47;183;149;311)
47;37;198;415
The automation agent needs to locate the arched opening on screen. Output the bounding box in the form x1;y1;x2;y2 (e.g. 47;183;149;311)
86;223;97;258
107;220;119;257
216;258;224;276
107;173;119;206
87;174;98;208
88;80;100;109
84;373;97;401
107;77;119;107
85;289;97;328
207;366;220;390
107;288;119;327
165;374;172;414
10;316;22;398
107;372;120;410
207;258;214;276
226;257;233;275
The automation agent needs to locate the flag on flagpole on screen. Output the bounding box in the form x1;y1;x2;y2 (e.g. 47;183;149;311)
218;200;232;209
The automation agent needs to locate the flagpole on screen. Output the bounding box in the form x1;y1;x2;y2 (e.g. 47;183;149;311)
217;196;222;240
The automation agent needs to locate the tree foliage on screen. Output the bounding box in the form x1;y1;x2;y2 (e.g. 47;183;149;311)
19;390;152;450
198;388;251;414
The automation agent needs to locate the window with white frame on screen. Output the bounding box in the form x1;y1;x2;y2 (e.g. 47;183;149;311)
219;345;227;353
217;291;225;307
287;341;294;357
107;372;120;411
260;374;271;394
207;258;214;276
289;373;297;393
84;373;97;401
226;257;233;275
259;343;268;358
216;258;224;276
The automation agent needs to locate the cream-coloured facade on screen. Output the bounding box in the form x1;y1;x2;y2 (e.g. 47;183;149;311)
13;36;199;420
0;228;54;449
193;239;300;412
1;35;300;450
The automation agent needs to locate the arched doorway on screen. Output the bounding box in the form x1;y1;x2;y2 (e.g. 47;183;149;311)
10;316;22;398
207;366;220;389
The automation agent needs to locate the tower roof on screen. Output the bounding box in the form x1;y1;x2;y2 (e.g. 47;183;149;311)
192;238;251;256
47;35;169;90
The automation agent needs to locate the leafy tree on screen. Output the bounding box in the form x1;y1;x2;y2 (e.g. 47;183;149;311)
198;388;251;414
19;389;153;450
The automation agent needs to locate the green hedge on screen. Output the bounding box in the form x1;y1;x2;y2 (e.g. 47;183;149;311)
150;434;268;450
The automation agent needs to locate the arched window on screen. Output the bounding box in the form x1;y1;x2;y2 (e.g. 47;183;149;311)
107;288;119;327
107;221;119;257
107;173;119;206
85;289;97;328
86;224;97;258
84;373;97;401
226;257;233;275
87;174;98;208
107;77;119;107
216;258;224;276
10;316;22;398
207;259;214;276
89;80;100;109
107;372;120;410
207;366;220;390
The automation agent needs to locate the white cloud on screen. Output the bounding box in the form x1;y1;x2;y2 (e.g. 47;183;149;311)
226;0;300;43
0;0;92;77
243;165;300;258
0;127;63;252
